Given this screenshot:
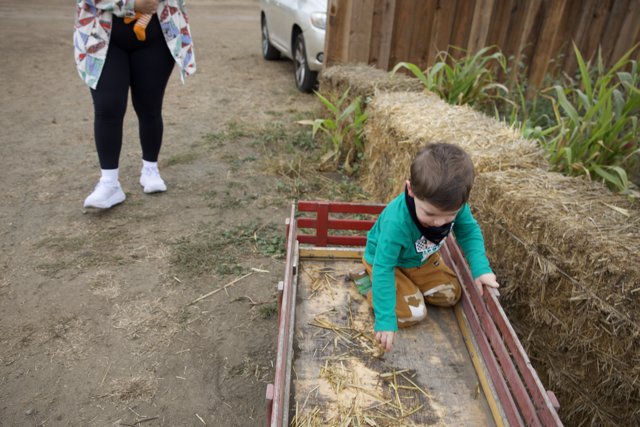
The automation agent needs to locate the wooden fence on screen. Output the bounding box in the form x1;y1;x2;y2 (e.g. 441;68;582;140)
324;0;640;87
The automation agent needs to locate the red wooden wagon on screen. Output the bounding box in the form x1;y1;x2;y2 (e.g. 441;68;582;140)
266;201;562;426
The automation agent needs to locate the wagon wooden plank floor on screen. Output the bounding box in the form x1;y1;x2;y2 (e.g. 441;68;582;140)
291;255;497;426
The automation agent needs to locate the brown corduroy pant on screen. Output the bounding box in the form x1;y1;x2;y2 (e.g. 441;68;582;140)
363;252;462;328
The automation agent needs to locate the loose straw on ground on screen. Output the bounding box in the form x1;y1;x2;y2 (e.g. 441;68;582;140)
189;272;253;305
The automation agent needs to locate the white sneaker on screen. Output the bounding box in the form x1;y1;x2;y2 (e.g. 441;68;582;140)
140;166;167;194
84;180;126;209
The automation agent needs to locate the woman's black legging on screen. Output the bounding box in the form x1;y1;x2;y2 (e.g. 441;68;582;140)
91;14;175;170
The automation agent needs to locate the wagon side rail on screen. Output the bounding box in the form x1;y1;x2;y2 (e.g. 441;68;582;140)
266;200;563;427
442;239;563;427
266;203;298;427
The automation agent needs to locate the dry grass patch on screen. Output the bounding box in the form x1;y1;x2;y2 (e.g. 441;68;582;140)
107;375;158;403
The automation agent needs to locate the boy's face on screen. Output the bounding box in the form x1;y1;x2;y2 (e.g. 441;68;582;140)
407;181;460;228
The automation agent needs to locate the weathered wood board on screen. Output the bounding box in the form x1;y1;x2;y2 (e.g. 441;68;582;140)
290;257;497;426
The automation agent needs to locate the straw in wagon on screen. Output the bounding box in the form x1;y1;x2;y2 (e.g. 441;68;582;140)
292;264;441;426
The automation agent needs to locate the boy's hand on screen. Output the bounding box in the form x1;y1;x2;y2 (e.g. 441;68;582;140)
375;331;396;352
134;0;159;14
474;273;500;296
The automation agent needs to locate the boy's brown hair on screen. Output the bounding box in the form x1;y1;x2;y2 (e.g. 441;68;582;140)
409;143;475;211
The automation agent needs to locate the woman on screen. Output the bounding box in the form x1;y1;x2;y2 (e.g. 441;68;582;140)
74;0;196;209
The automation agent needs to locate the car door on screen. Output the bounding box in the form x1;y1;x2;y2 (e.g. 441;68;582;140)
269;0;298;57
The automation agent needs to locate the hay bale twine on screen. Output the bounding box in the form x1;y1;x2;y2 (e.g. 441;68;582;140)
362;91;547;202
318;63;423;107
472;168;640;427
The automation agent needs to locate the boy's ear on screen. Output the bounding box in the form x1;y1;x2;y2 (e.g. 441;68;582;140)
405;180;415;197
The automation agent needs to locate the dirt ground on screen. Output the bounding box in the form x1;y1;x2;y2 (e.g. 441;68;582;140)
0;1;347;425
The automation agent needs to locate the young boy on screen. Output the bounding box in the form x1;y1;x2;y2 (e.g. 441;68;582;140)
362;143;499;352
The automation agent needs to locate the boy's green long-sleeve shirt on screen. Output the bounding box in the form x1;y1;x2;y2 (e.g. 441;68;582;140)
364;193;492;332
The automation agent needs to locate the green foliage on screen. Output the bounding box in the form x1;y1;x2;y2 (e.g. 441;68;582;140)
258;303;278;319
298;89;368;174
493;60;557;139
166;152;199;166
543;44;639;191
393;44;640;193
391;46;509;109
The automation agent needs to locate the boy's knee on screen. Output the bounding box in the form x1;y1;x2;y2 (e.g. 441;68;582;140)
424;283;461;306
398;294;427;326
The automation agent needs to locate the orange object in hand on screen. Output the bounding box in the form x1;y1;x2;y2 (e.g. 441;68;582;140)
124;12;152;41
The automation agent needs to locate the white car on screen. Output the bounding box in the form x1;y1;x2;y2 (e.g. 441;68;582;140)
260;0;327;92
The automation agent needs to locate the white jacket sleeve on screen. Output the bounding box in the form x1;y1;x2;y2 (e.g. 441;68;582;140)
88;0;136;18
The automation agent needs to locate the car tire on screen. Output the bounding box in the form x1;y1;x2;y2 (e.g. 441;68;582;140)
293;33;318;93
261;16;280;60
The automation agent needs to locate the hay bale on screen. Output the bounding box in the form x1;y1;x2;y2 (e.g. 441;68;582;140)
361;91;547;202
472;169;640;427
318;63;424;106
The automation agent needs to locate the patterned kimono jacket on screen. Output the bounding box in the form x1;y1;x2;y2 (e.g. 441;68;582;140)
74;0;196;89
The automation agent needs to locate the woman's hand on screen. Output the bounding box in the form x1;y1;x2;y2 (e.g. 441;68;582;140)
134;0;159;14
375;330;396;352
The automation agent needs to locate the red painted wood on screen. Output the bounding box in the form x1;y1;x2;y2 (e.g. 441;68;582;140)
326;235;368;246
547;390;560;410
327;219;376;230
441;243;526;427
268;201;563;426
297;234;318;245
484;292;563;425
266;384;274;425
316;203;329;247
297;217;376;231
297;200;385;214
297;234;368;247
278;219;291;325
270;203;298;427
443;239;542;426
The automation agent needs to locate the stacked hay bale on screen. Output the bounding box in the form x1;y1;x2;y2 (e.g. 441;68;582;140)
318;63;423;107
358;86;640;425
362;91;546;202
473;170;640;426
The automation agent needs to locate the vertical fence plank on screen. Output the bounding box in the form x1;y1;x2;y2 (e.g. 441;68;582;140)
349;0;375;63
528;0;569;88
324;0;350;66
468;0;496;53
449;0;476;57
388;0;417;67
582;0;615;63
410;0;437;69
369;0;391;67
561;0;600;74
600;0;630;65
610;0;640;64
486;0;514;49
323;0;640;82
504;0;542;84
432;0;458;57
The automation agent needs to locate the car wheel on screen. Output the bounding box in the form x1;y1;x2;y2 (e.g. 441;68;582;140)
293;33;318;92
261;16;280;60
